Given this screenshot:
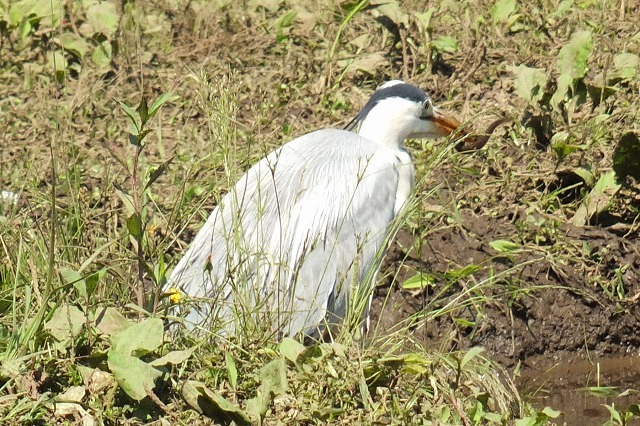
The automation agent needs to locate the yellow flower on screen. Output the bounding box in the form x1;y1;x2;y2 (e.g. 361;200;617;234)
167;287;181;304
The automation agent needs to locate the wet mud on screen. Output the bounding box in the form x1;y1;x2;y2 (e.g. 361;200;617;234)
518;355;640;424
370;169;640;422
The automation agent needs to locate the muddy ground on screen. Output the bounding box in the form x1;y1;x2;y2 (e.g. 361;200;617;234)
371;139;640;368
373;206;640;368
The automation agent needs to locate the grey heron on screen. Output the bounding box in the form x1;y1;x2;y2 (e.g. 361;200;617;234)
169;80;462;339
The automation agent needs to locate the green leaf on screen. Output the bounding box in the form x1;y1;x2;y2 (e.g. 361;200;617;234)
571;166;595;187
110;318;163;356
506;65;548;104
84;268;105;298
143;156;174;192
118;101;140;134
246;357;287;420
572;171;622;226
18;18;32;41
60;267;87;300
95;306;133;336
181;380;252;425
150;348;195;367
136;129;152;145
610;52;639;81
358;373;372;410
126;212;143;238
374;0;409;27
540;406;561;418
430;36;458;53
453;317;476;328
550;73;573;110
137;97;149;123
113;184;135;217
491;0;516;24
9;0;62;27
550;131;582;162
274;9;296;30
224;351;238;390
58;32;88;58
514;416;537;426
605;404;623;422
489;239;520;253
556;30;592;79
400;353;430;375
91;40;113;69
148;92;174;119
279;337;305;363
338;52;387;76
444;264;481;281
108;351;162;401
471;401;484;422
613;132;640;181
86;1;119;38
414;8;435;33
47;50;67;72
460;346;484;369
401;273;435;290
44;304;85;343
8;1;29;27
261;358;287;395
550;0;573;18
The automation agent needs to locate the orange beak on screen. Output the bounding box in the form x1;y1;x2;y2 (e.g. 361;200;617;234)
430;110;463;137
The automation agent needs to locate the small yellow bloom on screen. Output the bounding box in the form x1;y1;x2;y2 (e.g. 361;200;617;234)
167;287;181;304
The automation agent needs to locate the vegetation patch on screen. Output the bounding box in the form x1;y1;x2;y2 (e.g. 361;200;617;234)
1;0;638;424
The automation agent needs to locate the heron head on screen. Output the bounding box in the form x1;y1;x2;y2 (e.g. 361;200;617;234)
346;80;462;146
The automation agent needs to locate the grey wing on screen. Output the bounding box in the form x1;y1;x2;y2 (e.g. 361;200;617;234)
169;128;413;337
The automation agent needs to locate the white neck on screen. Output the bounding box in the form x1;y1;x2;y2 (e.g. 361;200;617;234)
354;96;423;149
357;107;414;149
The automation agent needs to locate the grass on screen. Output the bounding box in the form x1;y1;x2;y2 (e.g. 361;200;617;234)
1;0;639;424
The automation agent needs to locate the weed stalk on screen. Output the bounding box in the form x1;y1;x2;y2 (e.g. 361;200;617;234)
113;94;173;312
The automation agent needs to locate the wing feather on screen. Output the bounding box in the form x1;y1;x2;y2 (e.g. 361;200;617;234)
169;128;413;337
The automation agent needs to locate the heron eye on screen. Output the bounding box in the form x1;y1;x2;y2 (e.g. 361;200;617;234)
421;99;433;117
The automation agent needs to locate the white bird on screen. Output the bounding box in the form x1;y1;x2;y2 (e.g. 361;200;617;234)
169;80;462;339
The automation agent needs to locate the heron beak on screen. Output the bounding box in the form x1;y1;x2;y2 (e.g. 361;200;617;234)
429;109;463;137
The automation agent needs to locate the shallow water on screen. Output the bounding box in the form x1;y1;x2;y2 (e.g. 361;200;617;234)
517;355;640;424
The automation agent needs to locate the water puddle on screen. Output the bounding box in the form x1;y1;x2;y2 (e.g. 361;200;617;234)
517;355;640;424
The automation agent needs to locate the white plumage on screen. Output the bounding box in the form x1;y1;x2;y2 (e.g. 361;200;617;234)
169;80;461;339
